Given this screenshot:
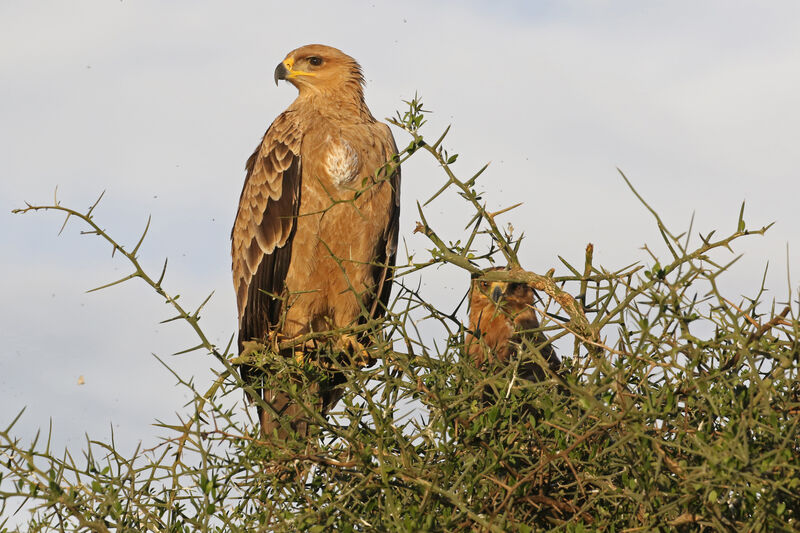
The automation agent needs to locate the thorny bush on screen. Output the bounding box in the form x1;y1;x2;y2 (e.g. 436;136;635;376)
3;98;799;532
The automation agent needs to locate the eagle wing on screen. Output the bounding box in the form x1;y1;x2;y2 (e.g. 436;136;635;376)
369;123;401;321
232;111;303;351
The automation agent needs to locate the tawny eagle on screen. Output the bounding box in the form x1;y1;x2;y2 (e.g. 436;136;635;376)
231;44;400;438
466;269;560;384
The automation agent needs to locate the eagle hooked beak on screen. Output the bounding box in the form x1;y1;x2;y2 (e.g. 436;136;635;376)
274;56;317;86
274;62;288;86
490;284;504;303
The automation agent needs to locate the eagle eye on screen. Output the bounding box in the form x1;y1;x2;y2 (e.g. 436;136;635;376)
308;56;323;66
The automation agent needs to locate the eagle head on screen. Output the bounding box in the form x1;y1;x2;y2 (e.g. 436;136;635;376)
470;268;535;317
274;44;365;95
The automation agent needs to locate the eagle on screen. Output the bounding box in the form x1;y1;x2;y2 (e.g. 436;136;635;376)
465;269;560;385
231;44;400;439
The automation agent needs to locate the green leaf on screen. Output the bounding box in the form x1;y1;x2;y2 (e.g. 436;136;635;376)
737;200;746;231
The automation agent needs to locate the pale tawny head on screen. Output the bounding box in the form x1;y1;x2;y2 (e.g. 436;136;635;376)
274;44;364;96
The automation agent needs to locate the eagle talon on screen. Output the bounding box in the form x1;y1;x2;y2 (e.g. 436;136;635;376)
293;348;306;365
335;334;372;368
266;330;282;353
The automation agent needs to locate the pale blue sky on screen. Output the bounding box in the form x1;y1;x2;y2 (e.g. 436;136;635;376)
2;1;800;459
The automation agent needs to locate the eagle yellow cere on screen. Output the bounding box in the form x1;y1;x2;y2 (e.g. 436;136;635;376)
231;44;401;438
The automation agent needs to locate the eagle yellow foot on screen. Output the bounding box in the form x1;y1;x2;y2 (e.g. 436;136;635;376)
293;347;308;366
334;334;372;368
266;330;283;352
264;331;308;366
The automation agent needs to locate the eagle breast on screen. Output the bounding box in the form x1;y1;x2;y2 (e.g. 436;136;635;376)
325;139;360;185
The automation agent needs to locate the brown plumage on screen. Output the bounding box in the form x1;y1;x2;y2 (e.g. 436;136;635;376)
231;44;400;439
465;269;560;384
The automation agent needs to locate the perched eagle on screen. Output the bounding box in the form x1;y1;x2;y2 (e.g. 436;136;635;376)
465;269;560;384
231;44;400;439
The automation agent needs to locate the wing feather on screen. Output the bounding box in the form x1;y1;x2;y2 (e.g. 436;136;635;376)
368;123;401;321
232;111;302;351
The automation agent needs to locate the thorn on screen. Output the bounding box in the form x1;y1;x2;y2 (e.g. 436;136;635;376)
487;202;523;219
58;213;72;236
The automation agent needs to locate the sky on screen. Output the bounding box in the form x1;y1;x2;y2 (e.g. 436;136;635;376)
2;0;800;467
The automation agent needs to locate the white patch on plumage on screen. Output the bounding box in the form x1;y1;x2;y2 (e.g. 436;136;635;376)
325;140;359;185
